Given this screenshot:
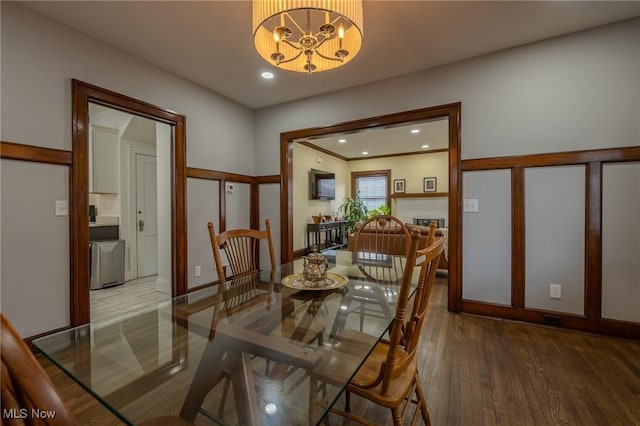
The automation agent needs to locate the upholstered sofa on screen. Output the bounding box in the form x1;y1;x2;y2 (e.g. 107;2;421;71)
348;223;448;270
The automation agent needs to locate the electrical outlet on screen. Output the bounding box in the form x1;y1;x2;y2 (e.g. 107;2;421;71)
194;265;201;277
463;198;479;212
550;284;562;299
55;200;69;216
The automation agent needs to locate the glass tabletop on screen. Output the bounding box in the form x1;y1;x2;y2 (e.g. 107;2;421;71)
34;251;416;426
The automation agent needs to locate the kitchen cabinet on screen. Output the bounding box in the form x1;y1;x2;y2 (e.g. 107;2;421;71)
90;126;119;193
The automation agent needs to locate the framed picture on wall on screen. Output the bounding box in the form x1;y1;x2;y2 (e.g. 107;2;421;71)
393;179;406;194
423;177;437;192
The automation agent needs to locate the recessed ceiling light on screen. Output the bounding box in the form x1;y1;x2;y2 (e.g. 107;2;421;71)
411;129;420;134
362;151;368;155
261;71;274;79
338;138;346;143
422;144;430;149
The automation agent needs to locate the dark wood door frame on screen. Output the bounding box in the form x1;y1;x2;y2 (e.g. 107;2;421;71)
71;80;187;326
280;103;462;311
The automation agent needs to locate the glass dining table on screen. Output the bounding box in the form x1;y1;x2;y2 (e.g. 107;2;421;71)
34;250;416;426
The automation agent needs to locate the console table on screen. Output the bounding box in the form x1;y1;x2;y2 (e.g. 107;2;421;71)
307;221;346;252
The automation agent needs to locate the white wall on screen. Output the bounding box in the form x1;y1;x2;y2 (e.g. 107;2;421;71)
292;143;347;251
155;122;172;293
255;18;639;173
347;151;449;226
395;198;448;227
259;184;281;268
525;166;585;315
462;170;512;305
186;178;220;289
1;161;71;337
0;2;254;335
602;162;640;322
292;144;450;250
1;2;638;336
255;18;639;317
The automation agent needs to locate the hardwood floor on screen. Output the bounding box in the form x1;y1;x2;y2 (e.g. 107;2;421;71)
423;282;640;425
41;276;640;425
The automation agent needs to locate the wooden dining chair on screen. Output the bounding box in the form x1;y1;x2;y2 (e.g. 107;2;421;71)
352;214;410;256
1;313;194;426
309;229;446;425
341;215;411;332
208;219;276;282
1;313;78;426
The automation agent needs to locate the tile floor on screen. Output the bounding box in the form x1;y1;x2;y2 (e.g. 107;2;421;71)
90;276;171;322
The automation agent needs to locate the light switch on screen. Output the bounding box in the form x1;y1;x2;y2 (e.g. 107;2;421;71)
55;200;69;216
550;284;562;299
464;198;479;212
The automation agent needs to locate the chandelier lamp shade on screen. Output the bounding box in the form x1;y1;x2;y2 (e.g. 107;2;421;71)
252;0;364;74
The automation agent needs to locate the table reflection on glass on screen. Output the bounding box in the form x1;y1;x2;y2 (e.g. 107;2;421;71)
34;251;416;426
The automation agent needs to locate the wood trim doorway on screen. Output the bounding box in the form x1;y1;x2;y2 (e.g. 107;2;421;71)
71;80;187;326
279;103;462;312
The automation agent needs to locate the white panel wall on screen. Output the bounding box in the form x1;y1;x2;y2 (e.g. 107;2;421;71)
602;162;640;322
260;184;281;268
254;18;638;314
2;3;639;335
525;166;585;315
187;178;220;289
255;19;639;175
2;3;254;172
225;183;251;231
1;161;70;336
1;3;254;334
462;170;512;305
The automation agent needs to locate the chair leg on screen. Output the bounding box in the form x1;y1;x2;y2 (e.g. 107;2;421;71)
344;390;351;413
413;374;431;426
391;407;403;425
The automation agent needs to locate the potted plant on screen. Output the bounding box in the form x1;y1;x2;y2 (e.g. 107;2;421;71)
338;191;368;234
368;204;391;226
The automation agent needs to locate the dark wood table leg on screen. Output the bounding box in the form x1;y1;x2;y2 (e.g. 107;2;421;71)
229;352;261;426
180;342;226;421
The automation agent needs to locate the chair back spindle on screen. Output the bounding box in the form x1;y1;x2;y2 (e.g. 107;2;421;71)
352;215;410;256
208;219;276;282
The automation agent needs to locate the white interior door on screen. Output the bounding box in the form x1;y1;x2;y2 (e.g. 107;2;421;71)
136;153;158;278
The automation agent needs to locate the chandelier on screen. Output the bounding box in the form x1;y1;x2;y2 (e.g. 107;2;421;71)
252;0;364;74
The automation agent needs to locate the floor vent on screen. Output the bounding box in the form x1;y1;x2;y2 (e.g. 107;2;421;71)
543;315;561;326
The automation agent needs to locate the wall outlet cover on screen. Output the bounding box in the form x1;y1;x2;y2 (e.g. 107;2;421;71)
463;198;479;212
55;200;69;216
550;284;562;299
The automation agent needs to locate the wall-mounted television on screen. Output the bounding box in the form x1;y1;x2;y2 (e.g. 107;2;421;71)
309;168;335;200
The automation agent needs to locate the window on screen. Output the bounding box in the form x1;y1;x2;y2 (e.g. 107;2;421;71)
351;170;391;213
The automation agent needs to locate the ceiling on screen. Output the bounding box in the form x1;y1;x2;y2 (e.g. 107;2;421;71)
300;117;449;159
89;103;157;145
21;1;640;110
